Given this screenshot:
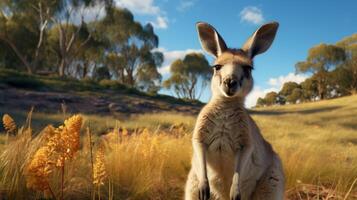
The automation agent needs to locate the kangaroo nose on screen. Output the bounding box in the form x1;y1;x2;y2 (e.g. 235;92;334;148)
224;78;238;89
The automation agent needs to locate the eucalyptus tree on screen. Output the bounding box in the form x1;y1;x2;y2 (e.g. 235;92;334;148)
263;91;278;106
336;34;357;94
47;21;104;78
0;0;102;76
135;49;163;94
295;44;345;99
48;0;103;77
0;0;60;73
286;88;303;104
98;7;163;90
300;77;319;101
279;82;301;98
163;53;211;100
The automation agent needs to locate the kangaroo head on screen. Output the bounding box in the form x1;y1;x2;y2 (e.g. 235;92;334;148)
196;22;279;99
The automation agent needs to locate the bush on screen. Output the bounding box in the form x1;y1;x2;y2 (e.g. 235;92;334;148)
99;79;126;90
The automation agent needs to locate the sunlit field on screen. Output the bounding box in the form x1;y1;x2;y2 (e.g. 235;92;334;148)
1;95;357;199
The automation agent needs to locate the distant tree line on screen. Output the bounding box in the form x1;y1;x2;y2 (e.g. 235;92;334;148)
256;34;357;107
0;0;211;99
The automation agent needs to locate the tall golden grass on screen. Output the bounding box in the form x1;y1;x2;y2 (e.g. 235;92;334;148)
0;113;192;199
0;95;357;199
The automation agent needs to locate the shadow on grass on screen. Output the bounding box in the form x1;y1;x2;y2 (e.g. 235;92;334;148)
341;122;357;131
339;137;357;145
249;106;341;116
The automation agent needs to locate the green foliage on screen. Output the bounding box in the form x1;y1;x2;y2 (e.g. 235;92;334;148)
296;44;346;73
163;53;211;100
0;1;164;93
96;8;163;91
94;67;111;81
256;97;266;107
286;88;303;104
98;79;126;90
0;68;100;91
279;82;301;97
300;77;319;101
336;34;357;94
264;91;279;106
295;44;346;99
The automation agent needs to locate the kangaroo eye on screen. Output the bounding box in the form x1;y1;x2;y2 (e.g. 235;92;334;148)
243;66;253;78
213;64;223;71
242;65;253;70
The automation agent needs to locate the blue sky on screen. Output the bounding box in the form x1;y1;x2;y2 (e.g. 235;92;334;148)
113;0;357;107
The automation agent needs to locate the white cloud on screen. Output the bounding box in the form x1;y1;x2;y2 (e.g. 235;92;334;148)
150;16;168;29
115;0;160;15
177;0;195;12
154;47;203;75
115;0;168;29
268;73;308;89
67;3;106;25
245;73;308;108
246;86;278;108
240;6;264;25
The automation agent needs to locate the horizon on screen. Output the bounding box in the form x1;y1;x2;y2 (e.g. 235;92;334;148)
113;0;357;107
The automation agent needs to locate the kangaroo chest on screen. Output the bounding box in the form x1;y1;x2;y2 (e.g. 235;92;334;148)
203;109;249;153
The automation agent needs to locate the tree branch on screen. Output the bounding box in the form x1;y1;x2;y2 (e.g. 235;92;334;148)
0;36;32;73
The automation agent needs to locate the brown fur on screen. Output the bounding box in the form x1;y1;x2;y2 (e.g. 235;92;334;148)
214;49;253;67
185;22;285;200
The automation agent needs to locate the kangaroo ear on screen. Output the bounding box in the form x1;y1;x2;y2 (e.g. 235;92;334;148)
242;22;279;59
196;22;227;58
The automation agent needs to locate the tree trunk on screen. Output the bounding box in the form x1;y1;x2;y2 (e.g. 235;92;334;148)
0;2;49;75
82;63;88;78
318;82;325;100
59;59;66;77
126;68;135;87
120;68;125;84
188;76;197;100
319;91;324;100
128;75;134;87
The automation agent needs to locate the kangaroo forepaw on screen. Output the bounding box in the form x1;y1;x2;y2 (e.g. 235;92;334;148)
198;181;210;200
230;185;241;200
230;193;241;200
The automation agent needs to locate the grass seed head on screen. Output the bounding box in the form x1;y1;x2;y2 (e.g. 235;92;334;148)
25;146;53;193
48;115;83;167
2;114;17;133
93;145;107;186
24;115;83;196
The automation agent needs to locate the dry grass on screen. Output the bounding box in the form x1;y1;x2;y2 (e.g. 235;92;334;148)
0;95;357;199
252;95;357;199
102;128;192;199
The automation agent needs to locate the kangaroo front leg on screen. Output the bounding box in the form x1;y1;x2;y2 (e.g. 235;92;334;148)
230;145;253;200
192;139;210;200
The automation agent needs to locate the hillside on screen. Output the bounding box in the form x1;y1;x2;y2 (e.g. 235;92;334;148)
0;69;202;117
251;94;357;134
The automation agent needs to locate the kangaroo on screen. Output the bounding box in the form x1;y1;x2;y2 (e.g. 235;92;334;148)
184;22;285;200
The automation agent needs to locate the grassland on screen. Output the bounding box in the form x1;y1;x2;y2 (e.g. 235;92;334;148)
1;95;357;199
252;95;357;199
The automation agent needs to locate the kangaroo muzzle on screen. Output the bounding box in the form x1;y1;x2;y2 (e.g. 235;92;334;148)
222;76;238;96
